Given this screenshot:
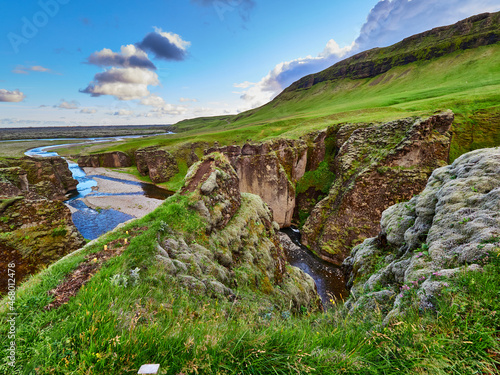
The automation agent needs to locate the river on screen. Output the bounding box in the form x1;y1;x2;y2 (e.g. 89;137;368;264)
25;138;172;240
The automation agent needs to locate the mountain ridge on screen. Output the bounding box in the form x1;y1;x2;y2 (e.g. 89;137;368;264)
281;12;500;94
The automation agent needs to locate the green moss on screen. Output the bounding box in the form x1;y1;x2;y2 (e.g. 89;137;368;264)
296;162;335;194
0;196;24;213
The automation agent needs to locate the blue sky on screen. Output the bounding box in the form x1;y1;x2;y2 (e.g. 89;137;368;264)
1;0;499;127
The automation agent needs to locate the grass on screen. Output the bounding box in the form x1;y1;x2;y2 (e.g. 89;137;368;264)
0;140;84;158
1;193;499;374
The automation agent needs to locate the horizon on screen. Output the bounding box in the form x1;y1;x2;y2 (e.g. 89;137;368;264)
1;0;499;128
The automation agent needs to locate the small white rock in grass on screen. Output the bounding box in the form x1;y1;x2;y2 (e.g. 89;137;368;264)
138;364;160;374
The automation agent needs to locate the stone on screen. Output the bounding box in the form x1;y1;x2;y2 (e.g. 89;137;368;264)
138;364;160;374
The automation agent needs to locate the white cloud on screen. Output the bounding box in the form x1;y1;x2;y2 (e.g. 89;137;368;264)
179;97;198;102
137;28;191;61
80;108;97;114
12;65;52;75
112;109;134;116
31;65;50;72
233;81;255;89
140;94;166;107
239;0;500;108
87;44;156;70
153;27;191;51
355;0;500;49
0;89;26;102
55;100;79;109
81;67;159;100
139;94;188;116
237;41;355;108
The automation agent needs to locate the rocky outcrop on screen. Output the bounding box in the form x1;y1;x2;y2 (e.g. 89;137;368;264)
135;146;179;183
181;153;241;232
156;153;321;311
206;139;309;227
77;151;132;169
0;156;85;294
342;147;500;321
302;112;454;265
0;156;78;200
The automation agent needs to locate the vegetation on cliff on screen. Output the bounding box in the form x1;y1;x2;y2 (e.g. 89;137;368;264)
0;157;85;294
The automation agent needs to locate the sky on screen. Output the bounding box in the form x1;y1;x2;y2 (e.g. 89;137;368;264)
0;0;499;128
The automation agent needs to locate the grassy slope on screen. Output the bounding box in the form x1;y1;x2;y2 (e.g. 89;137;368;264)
1;194;499;374
57;44;500;166
0;140;85;158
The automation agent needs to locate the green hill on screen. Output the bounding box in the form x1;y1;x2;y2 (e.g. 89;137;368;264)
170;12;500;161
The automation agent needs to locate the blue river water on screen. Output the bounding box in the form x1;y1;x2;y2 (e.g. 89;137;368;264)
26;143;172;240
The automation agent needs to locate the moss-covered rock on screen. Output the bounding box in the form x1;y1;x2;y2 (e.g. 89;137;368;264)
135;146;179;183
156;153;322;311
0;198;85;294
342;147;500;321
0;156;78;200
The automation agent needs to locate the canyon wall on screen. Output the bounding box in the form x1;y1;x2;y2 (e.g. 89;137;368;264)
302;111;454;265
206;139;309;228
77;151;132;169
0;156;85;293
135;146;179;183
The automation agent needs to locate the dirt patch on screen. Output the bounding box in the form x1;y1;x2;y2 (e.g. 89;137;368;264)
44;227;146;310
396;68;412;79
182;159;213;193
368;74;386;86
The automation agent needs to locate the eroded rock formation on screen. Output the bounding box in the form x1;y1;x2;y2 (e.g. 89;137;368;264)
1;156;78;200
0;156;85;293
301;112;454;265
206;139;309;228
156;152;321;310
135;146;179;183
342;147;500;321
77;151;132;169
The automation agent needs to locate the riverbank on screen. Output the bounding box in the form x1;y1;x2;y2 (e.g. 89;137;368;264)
72;167;167;218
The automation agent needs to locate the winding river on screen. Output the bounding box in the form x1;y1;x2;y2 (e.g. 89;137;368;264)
25;138;172;240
